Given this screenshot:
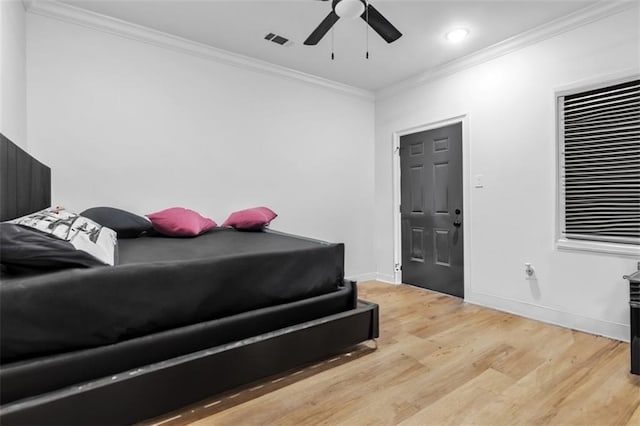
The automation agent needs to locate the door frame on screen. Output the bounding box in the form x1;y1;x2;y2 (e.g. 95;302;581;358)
392;115;471;299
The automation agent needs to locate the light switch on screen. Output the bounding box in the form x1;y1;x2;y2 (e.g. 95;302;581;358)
474;174;484;188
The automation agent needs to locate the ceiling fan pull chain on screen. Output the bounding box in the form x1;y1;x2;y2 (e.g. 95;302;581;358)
331;25;335;60
366;0;369;59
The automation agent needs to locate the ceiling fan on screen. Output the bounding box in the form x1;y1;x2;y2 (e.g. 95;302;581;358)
304;0;402;46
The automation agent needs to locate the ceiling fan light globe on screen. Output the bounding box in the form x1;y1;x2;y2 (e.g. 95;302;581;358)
335;0;365;20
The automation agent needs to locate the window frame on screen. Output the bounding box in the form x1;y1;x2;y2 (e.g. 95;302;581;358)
555;73;640;258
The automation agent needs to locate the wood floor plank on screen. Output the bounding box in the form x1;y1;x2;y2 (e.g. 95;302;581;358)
143;282;639;426
397;368;515;426
540;344;640;425
628;399;640;426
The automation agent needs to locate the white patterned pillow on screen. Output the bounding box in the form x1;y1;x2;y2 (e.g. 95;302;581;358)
10;207;117;265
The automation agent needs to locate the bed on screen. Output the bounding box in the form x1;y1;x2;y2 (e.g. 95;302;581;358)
0;134;379;425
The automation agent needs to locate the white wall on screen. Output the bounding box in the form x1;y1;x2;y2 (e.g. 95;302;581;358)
25;3;639;339
375;8;639;340
1;0;27;148
26;14;375;278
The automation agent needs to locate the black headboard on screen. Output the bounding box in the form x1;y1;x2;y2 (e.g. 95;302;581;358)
0;133;51;221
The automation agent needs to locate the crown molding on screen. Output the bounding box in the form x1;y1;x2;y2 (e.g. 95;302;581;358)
376;0;638;101
24;0;375;102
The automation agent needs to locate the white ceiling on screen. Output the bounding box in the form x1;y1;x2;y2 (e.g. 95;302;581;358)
61;0;597;91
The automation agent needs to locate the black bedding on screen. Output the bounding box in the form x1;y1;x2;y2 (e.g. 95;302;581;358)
0;228;344;363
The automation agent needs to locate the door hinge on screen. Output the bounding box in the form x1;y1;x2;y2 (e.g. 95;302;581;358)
394;263;402;272
394;146;400;154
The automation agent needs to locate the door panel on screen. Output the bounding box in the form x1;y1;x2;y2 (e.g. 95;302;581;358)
410;228;425;261
410;166;424;213
400;123;463;298
434;229;450;266
433;163;449;213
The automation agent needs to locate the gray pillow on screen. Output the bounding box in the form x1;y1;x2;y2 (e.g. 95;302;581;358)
81;207;152;238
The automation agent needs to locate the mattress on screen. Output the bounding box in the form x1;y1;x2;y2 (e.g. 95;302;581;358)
0;229;344;363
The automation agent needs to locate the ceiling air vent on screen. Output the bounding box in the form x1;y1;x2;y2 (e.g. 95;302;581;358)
264;33;292;47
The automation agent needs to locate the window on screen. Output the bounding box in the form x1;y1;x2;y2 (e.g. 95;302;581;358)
557;78;640;253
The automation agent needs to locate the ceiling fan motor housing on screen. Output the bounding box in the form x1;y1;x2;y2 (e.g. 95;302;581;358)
333;0;366;20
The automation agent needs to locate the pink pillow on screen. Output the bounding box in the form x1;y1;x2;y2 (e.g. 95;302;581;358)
146;207;217;237
222;207;277;230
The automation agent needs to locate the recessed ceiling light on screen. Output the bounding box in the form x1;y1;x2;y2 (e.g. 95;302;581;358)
445;28;470;43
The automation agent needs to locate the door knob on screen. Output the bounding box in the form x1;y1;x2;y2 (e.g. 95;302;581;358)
453;209;462;227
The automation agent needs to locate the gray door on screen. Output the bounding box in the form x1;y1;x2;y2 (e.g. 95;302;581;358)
400;123;463;297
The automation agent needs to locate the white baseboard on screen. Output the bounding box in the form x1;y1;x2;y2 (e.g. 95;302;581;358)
376;273;397;284
345;273;378;283
345;272;397;284
344;275;628;342
465;290;630;342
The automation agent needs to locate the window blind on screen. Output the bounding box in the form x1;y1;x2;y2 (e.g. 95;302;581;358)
559;78;640;245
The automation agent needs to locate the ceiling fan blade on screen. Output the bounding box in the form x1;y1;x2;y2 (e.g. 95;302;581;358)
304;11;339;45
361;4;402;44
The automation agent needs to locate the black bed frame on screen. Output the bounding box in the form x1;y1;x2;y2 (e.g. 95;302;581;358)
1;298;378;425
0;135;380;424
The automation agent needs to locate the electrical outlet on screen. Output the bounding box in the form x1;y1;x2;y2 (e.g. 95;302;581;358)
525;263;535;280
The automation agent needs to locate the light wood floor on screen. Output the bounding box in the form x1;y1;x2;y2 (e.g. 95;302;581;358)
144;281;640;426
